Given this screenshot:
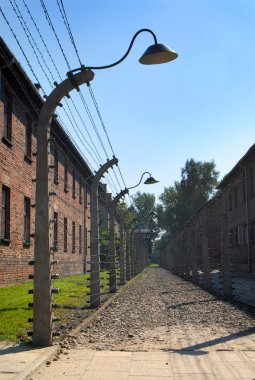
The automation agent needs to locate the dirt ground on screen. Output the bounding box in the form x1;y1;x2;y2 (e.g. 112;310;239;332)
60;267;255;352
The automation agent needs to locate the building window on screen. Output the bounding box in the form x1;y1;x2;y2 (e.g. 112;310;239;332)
1;186;10;241
242;181;246;203
229;193;232;211
64;217;68;252
64;161;68;192
79;178;82;204
53;212;58;251
250;221;255;244
243;224;248;245
24;197;30;245
54;146;58;184
84;226;87;255
229;229;233;247
234;188;238;208
25;114;32;159
234;227;239;246
250;167;254;197
3;87;12;143
72;222;75;253
72;169;76;199
84;184;87;208
79;224;82;254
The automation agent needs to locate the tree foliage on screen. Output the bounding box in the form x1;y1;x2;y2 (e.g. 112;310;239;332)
131;191;156;229
116;201;136;228
158;158;219;243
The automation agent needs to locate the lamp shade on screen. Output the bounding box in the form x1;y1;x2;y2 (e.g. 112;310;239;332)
144;176;159;185
139;43;178;65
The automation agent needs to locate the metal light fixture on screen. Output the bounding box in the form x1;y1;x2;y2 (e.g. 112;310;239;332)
127;171;159;190
144;175;159;185
67;28;178;76
139;43;178;65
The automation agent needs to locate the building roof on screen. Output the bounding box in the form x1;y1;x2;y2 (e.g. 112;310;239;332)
218;142;255;189
0;36;93;181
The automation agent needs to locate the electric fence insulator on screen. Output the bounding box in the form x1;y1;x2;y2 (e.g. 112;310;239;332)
52;317;61;322
52;288;60;294
51;273;59;279
52;303;60;308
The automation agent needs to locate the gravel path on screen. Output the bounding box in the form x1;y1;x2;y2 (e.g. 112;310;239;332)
62;267;255;352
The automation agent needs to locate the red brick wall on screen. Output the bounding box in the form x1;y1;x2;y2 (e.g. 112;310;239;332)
0;76;93;286
0;80;36;285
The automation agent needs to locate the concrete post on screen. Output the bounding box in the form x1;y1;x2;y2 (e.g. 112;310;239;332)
119;220;126;285
131;231;136;277
221;189;232;299
133;229;138;275
201;213;211;289
90;157;118;308
126;229;131;281
108;189;128;292
33;69;94;346
107;193;116;293
191;227;198;283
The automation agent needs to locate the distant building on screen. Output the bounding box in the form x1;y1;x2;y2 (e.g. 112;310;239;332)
218;143;255;272
161;143;255;276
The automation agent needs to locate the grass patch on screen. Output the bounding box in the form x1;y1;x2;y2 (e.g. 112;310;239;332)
0;271;110;342
0;281;33;342
149;263;159;267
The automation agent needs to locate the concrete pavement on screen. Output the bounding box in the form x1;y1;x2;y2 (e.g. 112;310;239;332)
0;342;57;380
1;344;255;379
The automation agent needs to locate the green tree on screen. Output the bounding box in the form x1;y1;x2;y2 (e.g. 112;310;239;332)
131;191;156;229
116;201;136;228
158;158;219;245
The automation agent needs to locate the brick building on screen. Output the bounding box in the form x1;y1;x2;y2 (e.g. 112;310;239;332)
160;143;255;277
160;195;222;280
0;37;100;286
218;143;255;272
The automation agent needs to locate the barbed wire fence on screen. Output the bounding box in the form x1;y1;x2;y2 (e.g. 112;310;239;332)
160;191;255;307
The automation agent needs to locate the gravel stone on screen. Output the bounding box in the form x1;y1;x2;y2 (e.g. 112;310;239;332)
71;268;255;351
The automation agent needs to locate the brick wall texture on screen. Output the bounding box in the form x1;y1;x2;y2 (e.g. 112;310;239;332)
0;49;97;286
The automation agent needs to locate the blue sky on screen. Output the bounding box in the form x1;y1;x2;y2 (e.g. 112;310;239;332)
1;0;255;201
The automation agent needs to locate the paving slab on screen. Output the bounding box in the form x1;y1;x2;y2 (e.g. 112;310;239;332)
0;343;57;380
1;346;255;379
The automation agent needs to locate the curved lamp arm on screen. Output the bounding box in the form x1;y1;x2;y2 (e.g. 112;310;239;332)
127;171;158;190
67;28;177;76
86;29;157;71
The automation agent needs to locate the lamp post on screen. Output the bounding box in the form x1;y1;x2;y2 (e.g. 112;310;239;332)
34;29;177;345
107;189;128;293
67;28;178;76
33;70;94;346
108;172;159;288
